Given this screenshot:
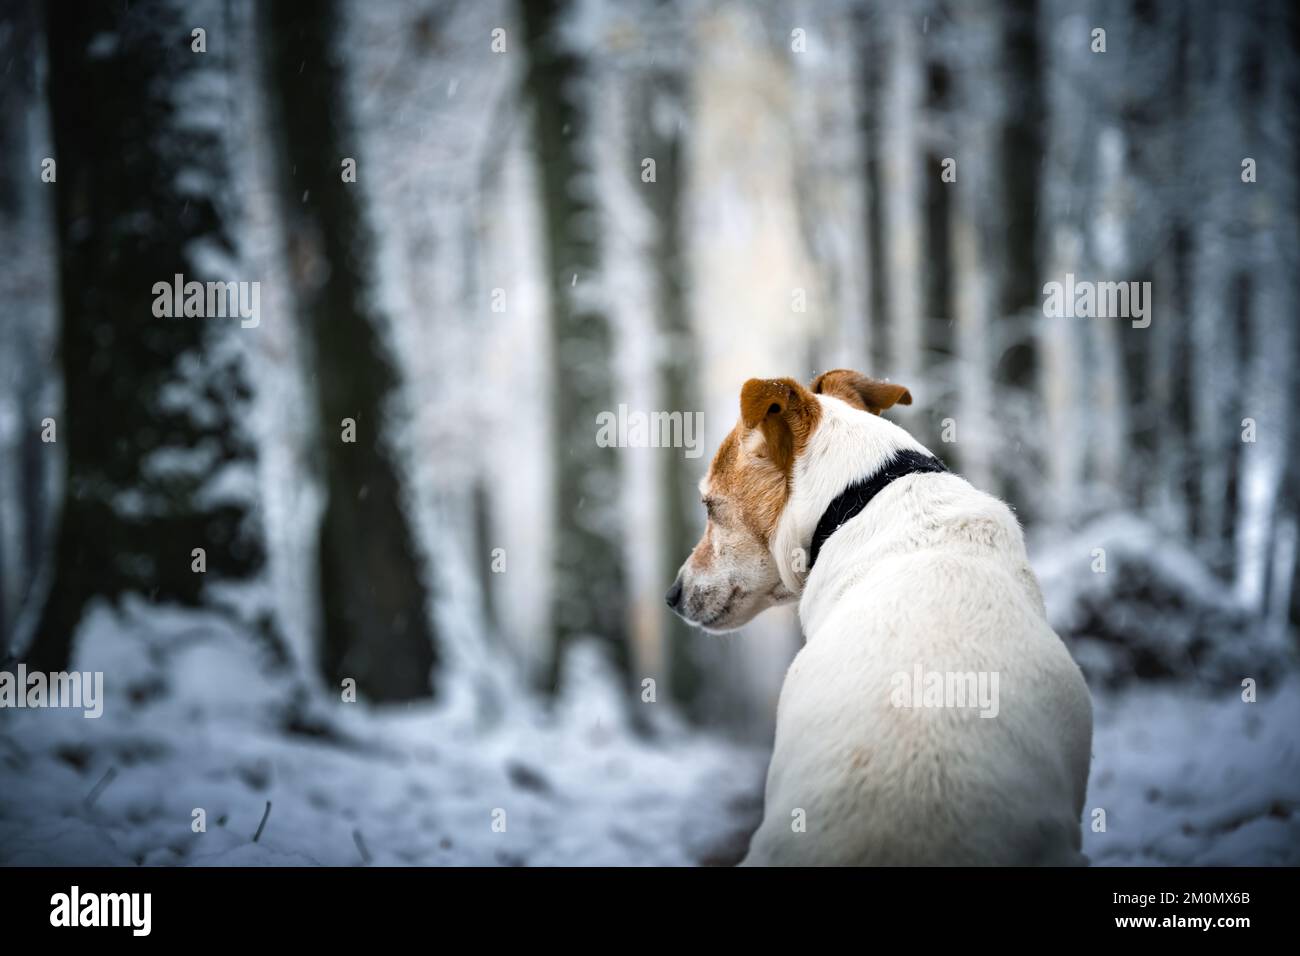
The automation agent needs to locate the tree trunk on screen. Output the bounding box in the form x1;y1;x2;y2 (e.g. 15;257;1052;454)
519;0;630;696
1187;2;1245;566
856;5;889;375
1037;0;1090;527
632;69;705;716
880;3;925;415
1234;0;1297;613
996;0;1044;516
950;0;999;492
260;0;438;702
0;0;37;648
26;0;267;671
1087;122;1131;509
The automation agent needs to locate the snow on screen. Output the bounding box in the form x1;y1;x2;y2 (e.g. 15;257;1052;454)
1;0;1296;871
0;602;766;867
1032;514;1295;687
1085;678;1300;865
3;596;1296;866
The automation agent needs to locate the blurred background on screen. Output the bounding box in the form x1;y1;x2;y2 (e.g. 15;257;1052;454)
0;0;1297;866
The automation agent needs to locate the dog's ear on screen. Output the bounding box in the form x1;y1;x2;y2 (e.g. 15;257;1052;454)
739;377;820;473
810;369;912;415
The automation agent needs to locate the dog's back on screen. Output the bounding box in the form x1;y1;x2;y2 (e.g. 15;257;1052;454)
745;473;1092;866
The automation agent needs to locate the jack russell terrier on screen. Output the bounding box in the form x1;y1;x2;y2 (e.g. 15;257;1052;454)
666;370;1092;865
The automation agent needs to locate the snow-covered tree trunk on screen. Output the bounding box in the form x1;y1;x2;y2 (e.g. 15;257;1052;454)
477;131;554;685
1233;1;1298;617
519;0;631;697
1125;0;1197;537
788;0;872;373
1036;0;1090;527
25;0;271;672
949;0;1000;492
228;0;323;681
0;0;57;653
854;4;889;376
1087;123;1131;507
1187;3;1247;567
260;0;439;701
1286;3;1300;639
630;68;706;714
339;0;521;719
1149;228;1193;535
879;2;926;423
992;0;1045;517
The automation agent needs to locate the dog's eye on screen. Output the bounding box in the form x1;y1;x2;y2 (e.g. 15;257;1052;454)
702;497;718;519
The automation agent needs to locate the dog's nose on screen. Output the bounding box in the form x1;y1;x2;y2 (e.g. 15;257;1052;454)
665;576;684;610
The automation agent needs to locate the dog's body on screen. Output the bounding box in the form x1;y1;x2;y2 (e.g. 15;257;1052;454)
668;371;1092;866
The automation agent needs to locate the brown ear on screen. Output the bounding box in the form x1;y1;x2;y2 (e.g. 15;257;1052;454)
810;369;912;416
739;377;820;473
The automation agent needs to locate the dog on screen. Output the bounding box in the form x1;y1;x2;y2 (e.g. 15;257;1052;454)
666;370;1092;865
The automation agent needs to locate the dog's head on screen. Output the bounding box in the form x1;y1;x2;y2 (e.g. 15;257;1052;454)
665;369;912;632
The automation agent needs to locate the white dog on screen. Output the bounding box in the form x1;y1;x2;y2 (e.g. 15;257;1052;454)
666;370;1092;865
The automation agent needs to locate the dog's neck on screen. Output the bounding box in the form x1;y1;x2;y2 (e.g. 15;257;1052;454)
806;449;948;570
771;395;933;595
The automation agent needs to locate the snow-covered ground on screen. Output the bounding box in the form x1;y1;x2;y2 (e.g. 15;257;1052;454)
1085;677;1300;865
2;600;1297;867
0;602;766;867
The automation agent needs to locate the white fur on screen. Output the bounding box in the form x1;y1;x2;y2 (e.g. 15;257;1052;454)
744;395;1093;865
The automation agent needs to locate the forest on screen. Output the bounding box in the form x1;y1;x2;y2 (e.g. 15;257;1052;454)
0;0;1297;866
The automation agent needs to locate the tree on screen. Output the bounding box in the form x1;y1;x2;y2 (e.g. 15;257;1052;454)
24;0;268;672
519;0;631;696
1186;1;1251;568
634;66;706;715
260;0;439;701
879;2;926;434
1036;0;1094;528
949;0;1001;492
0;0;56;652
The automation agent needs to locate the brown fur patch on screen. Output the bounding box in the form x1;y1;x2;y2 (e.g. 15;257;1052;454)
810;368;912;415
703;377;822;543
739;377;822;474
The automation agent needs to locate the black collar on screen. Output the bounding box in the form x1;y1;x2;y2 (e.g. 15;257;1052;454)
806;449;948;571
